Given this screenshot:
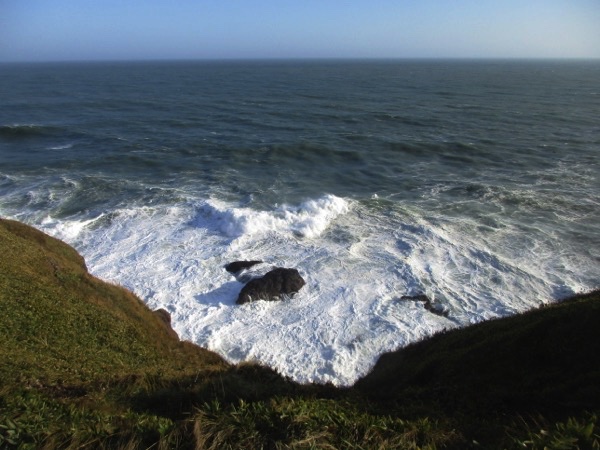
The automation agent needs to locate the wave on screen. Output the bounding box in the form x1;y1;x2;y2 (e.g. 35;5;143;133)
0;124;100;148
0;124;64;139
197;194;350;239
48;143;74;150
41;213;106;241
372;113;430;127
252;143;365;166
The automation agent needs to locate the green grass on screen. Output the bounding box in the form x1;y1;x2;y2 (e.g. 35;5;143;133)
192;397;461;449
1;217;599;449
0;218;225;383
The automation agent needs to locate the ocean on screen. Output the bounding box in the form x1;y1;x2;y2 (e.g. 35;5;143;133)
1;59;598;386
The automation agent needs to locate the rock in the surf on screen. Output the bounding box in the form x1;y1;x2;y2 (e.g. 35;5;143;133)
225;260;263;274
236;267;305;304
399;294;449;317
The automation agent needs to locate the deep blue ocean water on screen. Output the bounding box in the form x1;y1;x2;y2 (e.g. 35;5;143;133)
1;60;599;385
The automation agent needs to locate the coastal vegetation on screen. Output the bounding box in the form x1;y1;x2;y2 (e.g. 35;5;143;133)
1;217;598;449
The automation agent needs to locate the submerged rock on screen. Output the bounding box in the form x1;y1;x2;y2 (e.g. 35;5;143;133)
225;260;263;274
400;294;430;303
225;260;264;283
399;294;449;318
237;267;305;304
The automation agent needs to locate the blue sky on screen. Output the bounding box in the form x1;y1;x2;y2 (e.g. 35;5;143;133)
1;0;599;62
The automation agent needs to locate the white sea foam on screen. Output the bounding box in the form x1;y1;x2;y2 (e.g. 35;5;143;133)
41;213;106;242
200;194;349;239
20;193;596;386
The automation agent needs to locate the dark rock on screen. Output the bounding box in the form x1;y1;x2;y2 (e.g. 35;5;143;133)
424;302;449;317
236;267;305;304
399;294;449;318
400;294;430;303
225;260;263;274
154;308;179;339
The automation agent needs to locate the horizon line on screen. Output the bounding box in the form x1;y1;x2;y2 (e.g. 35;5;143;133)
2;55;599;65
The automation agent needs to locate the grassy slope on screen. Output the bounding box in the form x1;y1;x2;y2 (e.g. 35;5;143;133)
0;218;598;449
0;218;226;381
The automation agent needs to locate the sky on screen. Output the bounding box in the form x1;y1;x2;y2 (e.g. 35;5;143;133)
1;0;599;62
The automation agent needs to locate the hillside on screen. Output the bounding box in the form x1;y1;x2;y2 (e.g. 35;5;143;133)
1;218;598;449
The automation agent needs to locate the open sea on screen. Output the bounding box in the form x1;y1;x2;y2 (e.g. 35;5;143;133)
1;59;599;386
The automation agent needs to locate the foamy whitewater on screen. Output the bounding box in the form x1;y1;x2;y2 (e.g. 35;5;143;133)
1;60;599;385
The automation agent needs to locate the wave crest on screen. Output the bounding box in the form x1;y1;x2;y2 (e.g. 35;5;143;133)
0;124;59;138
199;194;350;239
